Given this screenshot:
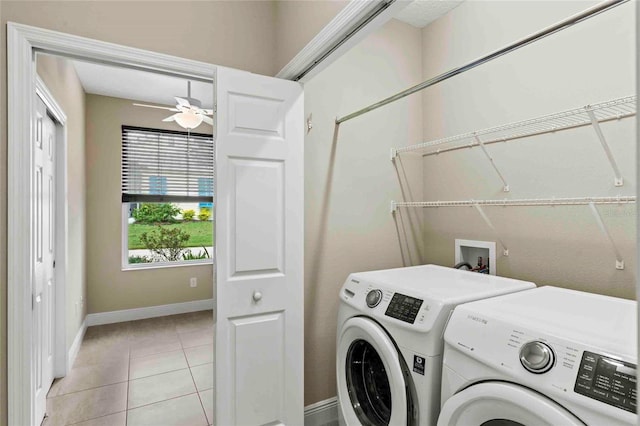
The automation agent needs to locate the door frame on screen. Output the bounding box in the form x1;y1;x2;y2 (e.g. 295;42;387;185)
35;75;68;379
7;22;216;426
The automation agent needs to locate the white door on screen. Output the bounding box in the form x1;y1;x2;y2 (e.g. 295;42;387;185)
33;96;56;424
215;66;304;425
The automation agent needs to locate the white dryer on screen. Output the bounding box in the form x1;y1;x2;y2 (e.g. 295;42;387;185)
336;264;535;426
439;286;637;426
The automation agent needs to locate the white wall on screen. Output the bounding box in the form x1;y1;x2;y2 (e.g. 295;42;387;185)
304;18;424;405
419;1;636;298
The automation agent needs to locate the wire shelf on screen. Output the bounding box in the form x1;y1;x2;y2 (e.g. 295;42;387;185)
394;95;636;157
392;196;637;209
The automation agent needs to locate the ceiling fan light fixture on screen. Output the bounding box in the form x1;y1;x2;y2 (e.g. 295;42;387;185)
174;110;204;130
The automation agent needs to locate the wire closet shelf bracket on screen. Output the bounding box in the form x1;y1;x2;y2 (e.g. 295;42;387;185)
391;95;636;190
391;196;636;270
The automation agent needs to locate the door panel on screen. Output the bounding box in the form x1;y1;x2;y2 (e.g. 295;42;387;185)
232;313;285;425
33;96;55;424
231;159;284;274
216;67;303;426
228;92;285;138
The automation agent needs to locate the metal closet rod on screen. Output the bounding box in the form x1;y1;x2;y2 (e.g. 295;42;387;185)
335;0;629;124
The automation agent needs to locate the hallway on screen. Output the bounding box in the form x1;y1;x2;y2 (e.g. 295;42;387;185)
43;310;214;425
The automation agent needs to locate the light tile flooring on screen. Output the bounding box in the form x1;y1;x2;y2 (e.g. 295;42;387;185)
43;310;214;426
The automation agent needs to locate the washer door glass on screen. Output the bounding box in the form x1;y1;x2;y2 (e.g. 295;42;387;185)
438;382;584;426
337;317;412;426
346;339;392;425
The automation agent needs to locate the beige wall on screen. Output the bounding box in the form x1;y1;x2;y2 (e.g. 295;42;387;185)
36;54;88;353
275;0;349;72
85;93;214;313
419;1;636;299
304;18;424;404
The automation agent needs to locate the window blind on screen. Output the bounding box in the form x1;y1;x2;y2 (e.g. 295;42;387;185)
122;126;214;203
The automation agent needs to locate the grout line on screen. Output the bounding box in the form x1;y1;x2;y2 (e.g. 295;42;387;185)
66;410;127;426
47;379;130;399
127;335;131;425
127;391;200;412
187;347;210;423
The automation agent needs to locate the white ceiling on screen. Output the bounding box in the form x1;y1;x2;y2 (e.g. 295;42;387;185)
395;0;464;28
72;60;214;108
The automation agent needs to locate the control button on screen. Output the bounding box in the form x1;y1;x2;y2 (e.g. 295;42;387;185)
366;290;383;308
610;393;623;403
575;381;591;391
592;388;608;398
579;372;593;381
520;341;555;374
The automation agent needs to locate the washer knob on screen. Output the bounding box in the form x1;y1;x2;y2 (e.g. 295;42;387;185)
365;289;383;308
520;341;555;373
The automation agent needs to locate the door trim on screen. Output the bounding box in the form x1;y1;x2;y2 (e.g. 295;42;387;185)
35;76;68;379
7;22;216;426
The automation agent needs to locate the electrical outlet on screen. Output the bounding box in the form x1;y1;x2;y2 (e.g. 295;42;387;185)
190;277;198;288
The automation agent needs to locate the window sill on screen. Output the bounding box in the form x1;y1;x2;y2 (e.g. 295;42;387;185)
122;257;213;272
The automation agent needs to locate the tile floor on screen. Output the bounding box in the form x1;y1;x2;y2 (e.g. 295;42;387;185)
43;310;214;426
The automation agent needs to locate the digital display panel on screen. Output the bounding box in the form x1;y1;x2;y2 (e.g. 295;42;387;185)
574;351;636;413
384;293;423;324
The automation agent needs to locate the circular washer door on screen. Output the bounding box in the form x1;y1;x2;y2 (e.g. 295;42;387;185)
437;382;585;426
337;317;411;426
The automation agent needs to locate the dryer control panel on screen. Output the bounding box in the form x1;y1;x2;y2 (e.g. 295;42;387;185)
574;351;637;413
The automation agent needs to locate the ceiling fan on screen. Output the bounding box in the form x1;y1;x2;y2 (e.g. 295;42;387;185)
133;81;213;130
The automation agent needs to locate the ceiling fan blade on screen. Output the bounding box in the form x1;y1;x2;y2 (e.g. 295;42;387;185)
133;103;177;111
162;114;179;122
201;109;214;115
202;115;214;126
175;97;191;108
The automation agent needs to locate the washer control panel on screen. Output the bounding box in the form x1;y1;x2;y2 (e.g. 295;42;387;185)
574;351;637;413
384;292;423;324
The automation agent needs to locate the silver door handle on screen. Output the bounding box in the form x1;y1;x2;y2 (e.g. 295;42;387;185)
253;291;262;302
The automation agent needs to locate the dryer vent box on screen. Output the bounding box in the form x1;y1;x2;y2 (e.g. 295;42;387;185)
455;239;496;275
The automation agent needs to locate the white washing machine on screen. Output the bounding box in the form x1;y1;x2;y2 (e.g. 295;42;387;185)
439;286;637;426
336;264;536;426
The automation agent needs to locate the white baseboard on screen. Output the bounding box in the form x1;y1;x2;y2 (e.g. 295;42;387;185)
67;319;87;371
86;299;214;326
305;397;339;426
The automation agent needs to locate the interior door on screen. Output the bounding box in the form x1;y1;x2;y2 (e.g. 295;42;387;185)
34;95;56;424
215;66;304;425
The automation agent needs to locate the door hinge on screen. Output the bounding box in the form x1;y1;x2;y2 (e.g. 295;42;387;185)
53;260;56;268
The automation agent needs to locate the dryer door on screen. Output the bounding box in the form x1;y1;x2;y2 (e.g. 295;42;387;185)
437;382;585;426
337;317;415;426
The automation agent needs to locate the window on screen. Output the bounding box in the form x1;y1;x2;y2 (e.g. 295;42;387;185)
122;126;214;268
